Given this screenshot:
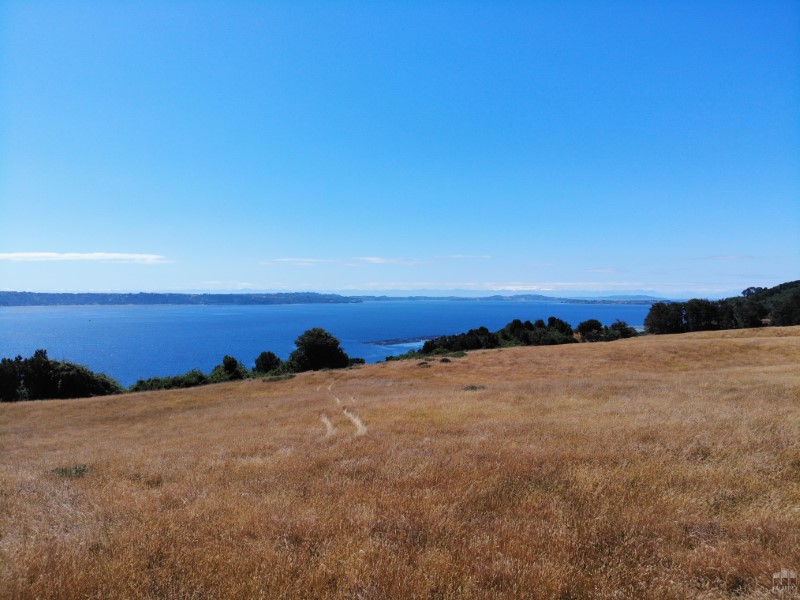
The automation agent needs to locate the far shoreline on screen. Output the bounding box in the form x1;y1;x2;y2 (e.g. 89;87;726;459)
0;290;661;308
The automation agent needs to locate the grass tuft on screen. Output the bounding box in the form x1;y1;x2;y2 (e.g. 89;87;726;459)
52;464;89;478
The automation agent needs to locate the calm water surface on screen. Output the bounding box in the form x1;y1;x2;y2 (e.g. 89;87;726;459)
0;301;651;386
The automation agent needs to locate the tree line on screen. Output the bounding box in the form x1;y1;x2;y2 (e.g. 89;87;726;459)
0;349;124;402
11;280;794;402
391;316;637;359
644;280;800;334
0;328;362;402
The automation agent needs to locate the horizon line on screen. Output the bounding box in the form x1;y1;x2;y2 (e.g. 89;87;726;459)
0;288;745;300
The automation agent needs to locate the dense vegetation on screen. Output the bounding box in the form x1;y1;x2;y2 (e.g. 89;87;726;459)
7;280;796;400
391;316;636;360
1;314;633;399
1;328;362;401
0;350;123;402
129;328;362;393
644;280;800;334
575;318;638;342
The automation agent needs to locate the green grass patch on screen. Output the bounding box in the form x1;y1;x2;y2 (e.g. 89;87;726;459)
260;373;296;382
52;464;89;478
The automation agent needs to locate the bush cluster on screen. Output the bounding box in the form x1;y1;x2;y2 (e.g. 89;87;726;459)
129;328;360;393
3;329;362;401
576;319;638;342
0;350;123;402
393;315;635;359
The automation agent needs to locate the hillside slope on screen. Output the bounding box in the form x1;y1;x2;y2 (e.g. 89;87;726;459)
2;328;799;599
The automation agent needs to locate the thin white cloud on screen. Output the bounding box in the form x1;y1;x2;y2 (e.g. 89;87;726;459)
260;258;338;267
484;281;654;291
260;255;491;269
583;268;619;274
340;280;648;292
356;256;422;266
261;256;424;267
440;254;492;260
692;255;755;262
338;280;743;294
0;252;168;264
202;281;255;290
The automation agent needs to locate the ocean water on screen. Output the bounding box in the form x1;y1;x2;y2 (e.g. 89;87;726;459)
0;300;651;386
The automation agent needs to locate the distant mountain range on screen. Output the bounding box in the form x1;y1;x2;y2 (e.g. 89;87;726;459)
354;293;663;304
582;295;666;301
0;291;664;306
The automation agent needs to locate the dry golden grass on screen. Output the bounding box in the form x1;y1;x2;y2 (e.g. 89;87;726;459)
1;327;799;599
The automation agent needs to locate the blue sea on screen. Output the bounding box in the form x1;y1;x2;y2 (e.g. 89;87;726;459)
0;300;651;386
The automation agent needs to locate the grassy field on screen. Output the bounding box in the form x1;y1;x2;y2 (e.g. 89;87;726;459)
1;327;799;599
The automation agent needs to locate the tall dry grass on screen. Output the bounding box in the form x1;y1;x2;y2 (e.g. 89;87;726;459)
1;327;799;599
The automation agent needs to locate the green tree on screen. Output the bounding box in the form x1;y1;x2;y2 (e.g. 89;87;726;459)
576;319;603;342
608;319;637;339
254;351;282;374
771;289;800;326
644;302;685;334
684;299;719;332
0;350;122;401
716;300;737;330
733;300;766;328
210;355;249;382
741;286;765;297
51;362;123;398
288;328;351;372
547;316;574;337
0;356;23;402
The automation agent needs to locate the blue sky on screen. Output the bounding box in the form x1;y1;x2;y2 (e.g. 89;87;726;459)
1;1;798;298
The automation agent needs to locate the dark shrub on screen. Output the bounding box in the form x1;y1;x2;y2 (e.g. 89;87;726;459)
577;319;604;342
288;328;352;372
210;355;249;382
0;350;122;402
254;351;282;374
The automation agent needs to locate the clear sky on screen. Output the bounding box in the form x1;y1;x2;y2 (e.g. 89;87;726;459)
1;1;798;298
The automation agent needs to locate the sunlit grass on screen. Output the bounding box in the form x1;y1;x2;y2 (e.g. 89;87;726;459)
1;327;799;598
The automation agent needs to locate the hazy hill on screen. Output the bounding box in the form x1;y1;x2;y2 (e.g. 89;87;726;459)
2;327;798;598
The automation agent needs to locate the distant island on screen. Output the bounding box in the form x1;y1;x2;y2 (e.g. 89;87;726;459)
0;291;662;307
0;291;361;306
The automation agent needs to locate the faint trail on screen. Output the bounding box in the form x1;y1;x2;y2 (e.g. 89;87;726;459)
320;413;336;438
342;408;367;436
333;396;341;405
327;381;335;391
